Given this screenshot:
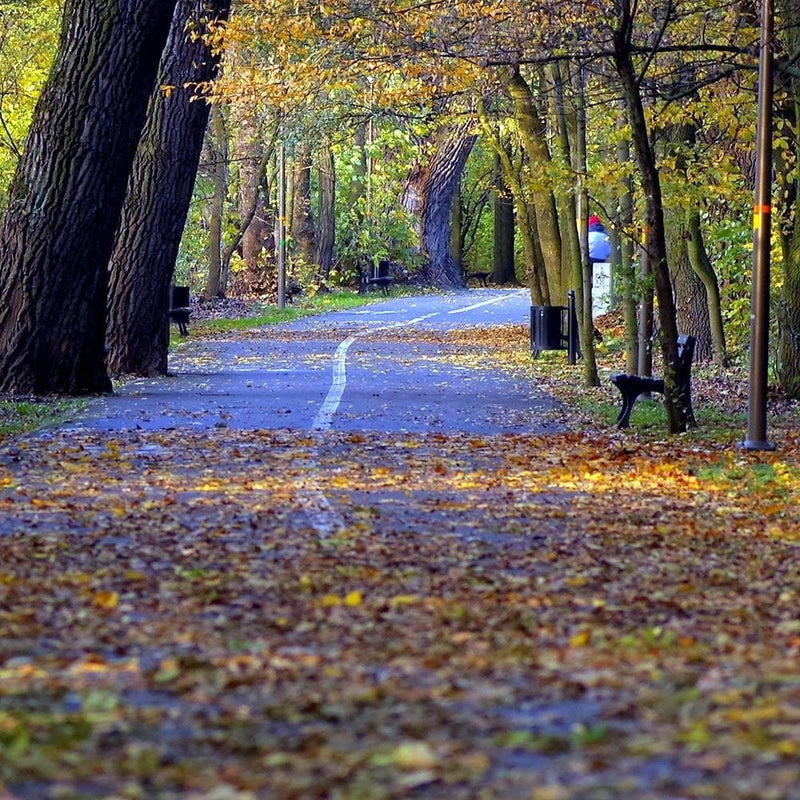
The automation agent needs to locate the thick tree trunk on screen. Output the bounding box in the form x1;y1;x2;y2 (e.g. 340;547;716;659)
314;142;336;280
106;0;231;377
0;0;176;394
292;141;316;266
451;187;464;276
667;213;713;361
239;115;273;292
776;0;800;396
614;6;690;433
405;126;476;288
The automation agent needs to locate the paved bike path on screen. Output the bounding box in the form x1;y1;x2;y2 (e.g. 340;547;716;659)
69;289;564;435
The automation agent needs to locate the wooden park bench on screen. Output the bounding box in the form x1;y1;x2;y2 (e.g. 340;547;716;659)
610;334;696;428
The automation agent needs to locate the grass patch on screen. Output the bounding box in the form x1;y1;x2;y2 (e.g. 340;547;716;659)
0;399;85;440
195;290;398;335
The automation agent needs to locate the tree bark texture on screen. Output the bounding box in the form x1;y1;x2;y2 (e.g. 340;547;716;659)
776;0;800;396
314;142;336;279
686;212;727;366
475;100;545;302
0;0;177;394
412;126;476;288
492;187;516;284
615;115;638;374
507;68;563;303
666;212;713;361
549;61;581;309
239;114;273;292
204;105;229;300
106;0;231;377
573;62;599;388
292;141;316;266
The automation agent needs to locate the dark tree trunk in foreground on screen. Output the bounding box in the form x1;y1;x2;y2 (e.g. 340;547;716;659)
0;0;177;394
614;3;690;433
107;0;231;377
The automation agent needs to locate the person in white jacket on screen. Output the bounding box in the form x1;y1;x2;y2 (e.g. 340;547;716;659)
588;215;611;263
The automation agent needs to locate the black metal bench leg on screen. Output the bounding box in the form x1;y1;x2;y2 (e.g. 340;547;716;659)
616;393;638;428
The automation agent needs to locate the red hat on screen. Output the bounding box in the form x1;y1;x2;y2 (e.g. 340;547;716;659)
588;214;601;226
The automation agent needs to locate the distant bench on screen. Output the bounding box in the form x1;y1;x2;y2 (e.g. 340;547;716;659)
359;260;395;296
466;270;492;287
169;285;191;336
610;334;696;428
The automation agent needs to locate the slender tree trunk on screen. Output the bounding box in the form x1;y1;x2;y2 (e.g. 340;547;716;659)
615;110;638;374
204;104;228;300
314;142;336;280
638;226;654;378
106;0;231;377
686;211;727;366
507;68;563;302
476;99;546;302
614;4;690;433
493;173;516;284
550;61;581;309
573;62;599;387
0;0;176;394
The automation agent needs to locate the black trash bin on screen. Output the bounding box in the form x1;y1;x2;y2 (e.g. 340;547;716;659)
171;285;190;310
169;286;191;336
531;305;566;353
530;292;580;363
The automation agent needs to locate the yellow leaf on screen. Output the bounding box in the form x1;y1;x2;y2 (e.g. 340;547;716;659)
92;591;119;610
344;590;363;606
570;630;590;647
390;594;419;606
392;741;439;770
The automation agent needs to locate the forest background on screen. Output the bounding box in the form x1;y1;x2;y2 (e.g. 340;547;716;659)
0;1;798;435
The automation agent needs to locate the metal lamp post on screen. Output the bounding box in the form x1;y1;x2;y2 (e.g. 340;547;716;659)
277;141;287;310
744;0;775;450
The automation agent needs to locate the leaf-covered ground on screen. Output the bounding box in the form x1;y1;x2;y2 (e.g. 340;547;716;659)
2;320;800;799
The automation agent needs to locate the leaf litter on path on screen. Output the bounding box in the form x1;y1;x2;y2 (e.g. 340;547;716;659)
2;319;800;798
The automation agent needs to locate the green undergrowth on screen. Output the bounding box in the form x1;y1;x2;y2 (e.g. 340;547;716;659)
195;289;409;335
0;398;85;440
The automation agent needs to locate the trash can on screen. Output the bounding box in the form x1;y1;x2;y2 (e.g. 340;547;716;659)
530;292;581;364
531;305;567;353
171;285;190;310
